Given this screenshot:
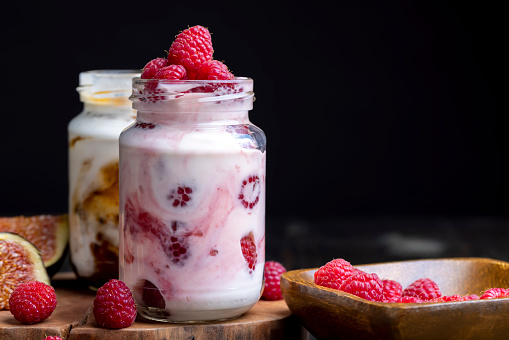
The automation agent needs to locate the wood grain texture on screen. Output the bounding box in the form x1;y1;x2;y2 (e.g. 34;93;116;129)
281;257;509;340
0;272;95;339
69;299;307;340
0;272;308;340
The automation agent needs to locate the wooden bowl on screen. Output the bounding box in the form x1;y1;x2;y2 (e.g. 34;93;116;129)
281;257;509;340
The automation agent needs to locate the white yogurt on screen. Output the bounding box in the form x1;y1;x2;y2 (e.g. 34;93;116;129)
68;70;139;287
119;78;266;322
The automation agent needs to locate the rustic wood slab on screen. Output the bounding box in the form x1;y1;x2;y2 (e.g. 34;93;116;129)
0;272;95;339
1;272;308;340
70;299;307;340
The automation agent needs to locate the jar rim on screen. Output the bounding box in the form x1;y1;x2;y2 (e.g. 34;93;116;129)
130;77;254;112
77;69;141;104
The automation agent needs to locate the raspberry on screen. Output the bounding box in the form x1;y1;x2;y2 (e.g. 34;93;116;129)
240;232;257;273
93;279;136;329
153;64;188;80
402;278;442;301
141;57;169;79
134;122;156;129
382;279;403;302
168;25;213;79
338;272;384;302
238;175;261;209
430;294;479;303
394;296;423;303
435;294;464;302
124;199;192;265
464;294;480;300
314;258;357;290
433;294;480;302
9;281;57;324
168;185;193;207
227;124;250;135
196;60;234;80
262;261;287;300
140;280;165;309
43;337;63;340
480;288;509;299
166;221;192;264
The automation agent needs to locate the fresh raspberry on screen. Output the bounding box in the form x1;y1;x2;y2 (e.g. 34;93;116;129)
262;261;287;300
382;279;403;302
168;25;213;79
9;281;57;324
431;294;479;303
168;185;193;207
238;175;261;209
338;272;384;302
464;294;480;300
153;64;188;80
43;337;63;340
394;296;423;303
93;279;136;329
240;232;257;273
314;258;357;290
195;60;234;80
480;288;509;299
434;294;464;302
141;57;169;79
402;278;442;301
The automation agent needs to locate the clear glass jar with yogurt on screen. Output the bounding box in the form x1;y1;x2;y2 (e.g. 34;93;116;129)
68;70;140;288
119;77;266;322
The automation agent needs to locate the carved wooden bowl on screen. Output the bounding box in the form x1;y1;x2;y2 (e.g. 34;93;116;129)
281;258;509;340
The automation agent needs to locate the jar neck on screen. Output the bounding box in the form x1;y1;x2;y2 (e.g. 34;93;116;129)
83;102;135;115
130;78;255;124
136;110;251;126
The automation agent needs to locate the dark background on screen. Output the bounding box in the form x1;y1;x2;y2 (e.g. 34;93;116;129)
1;0;507;268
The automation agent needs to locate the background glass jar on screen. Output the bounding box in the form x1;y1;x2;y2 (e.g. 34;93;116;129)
68;70;140;289
119;78;266;322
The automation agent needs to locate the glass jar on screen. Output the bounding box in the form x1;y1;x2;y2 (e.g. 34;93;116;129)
119;78;266;322
68;70;140;288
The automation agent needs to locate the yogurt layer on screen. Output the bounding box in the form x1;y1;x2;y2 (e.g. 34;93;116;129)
69;102;136;284
119;78;266;321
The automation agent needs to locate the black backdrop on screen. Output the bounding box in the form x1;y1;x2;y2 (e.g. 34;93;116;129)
1;0;506;221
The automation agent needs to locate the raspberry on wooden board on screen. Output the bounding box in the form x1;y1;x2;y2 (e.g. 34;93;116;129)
93;279;137;329
262;261;287;300
9;281;57;324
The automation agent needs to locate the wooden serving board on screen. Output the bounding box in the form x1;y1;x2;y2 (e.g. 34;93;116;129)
0;272;308;340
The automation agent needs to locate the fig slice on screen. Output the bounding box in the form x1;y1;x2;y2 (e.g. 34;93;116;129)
0;214;69;275
0;232;50;310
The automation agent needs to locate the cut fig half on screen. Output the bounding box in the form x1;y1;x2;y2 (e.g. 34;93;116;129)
0;214;69;275
0;232;50;310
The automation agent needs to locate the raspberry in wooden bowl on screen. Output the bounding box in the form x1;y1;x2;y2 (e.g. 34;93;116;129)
281;258;509;340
